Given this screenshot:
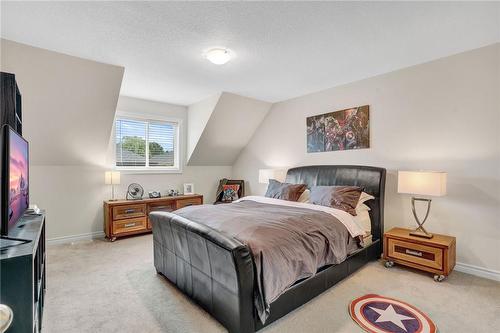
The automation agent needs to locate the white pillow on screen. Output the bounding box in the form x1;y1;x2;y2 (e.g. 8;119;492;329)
356;203;371;213
354;209;372;235
297;189;310;203
358;192;375;205
356;192;374;213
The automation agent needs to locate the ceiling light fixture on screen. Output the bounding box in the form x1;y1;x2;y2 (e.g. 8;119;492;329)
205;48;232;65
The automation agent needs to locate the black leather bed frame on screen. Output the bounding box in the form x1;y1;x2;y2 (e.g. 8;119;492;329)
151;165;386;333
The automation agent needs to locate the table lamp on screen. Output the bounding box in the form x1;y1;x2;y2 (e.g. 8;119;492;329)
397;171;447;239
105;171;121;201
258;169;287;184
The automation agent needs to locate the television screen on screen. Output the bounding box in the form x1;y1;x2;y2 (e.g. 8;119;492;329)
3;126;29;233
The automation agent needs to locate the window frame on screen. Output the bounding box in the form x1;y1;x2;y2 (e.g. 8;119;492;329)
114;111;183;174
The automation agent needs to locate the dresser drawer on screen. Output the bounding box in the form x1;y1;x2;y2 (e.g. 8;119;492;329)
112;204;146;220
147;202;175;229
387;238;443;270
176;197;202;209
113;217;147;235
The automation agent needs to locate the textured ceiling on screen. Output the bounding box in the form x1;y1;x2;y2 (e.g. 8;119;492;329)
1;2;499;105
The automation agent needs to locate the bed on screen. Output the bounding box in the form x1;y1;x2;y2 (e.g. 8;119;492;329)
150;165;386;333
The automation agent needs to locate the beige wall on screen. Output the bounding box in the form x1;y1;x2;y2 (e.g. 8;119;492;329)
233;43;500;274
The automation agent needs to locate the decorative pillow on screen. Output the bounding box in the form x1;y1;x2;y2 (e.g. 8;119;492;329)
222;184;240;202
297;189;310;203
265;179;307;202
310;185;363;216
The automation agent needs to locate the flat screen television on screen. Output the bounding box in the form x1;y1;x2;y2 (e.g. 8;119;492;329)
1;125;29;236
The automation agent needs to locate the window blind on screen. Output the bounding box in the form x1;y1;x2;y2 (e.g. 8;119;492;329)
115;118;177;168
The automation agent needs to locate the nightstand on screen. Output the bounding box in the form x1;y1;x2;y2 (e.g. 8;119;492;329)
383;227;456;282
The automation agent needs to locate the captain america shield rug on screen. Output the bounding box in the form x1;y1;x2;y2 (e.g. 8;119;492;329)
349;294;437;333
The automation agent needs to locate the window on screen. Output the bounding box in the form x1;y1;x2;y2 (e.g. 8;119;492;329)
115;117;180;171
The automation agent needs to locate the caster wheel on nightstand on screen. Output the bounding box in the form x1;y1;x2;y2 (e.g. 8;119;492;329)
434;274;446;282
384;261;395;268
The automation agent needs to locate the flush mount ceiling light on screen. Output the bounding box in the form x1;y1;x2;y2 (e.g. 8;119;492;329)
205;48;233;65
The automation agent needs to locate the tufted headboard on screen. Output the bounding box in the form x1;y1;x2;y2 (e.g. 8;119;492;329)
285;165;386;241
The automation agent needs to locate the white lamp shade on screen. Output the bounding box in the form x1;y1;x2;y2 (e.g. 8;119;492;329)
258;169;287;184
398;171;447;197
104;171;121;185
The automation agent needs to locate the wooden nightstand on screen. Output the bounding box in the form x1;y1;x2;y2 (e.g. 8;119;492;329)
383;227;456;282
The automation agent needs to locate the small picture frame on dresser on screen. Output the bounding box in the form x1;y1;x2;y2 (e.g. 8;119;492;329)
183;183;194;195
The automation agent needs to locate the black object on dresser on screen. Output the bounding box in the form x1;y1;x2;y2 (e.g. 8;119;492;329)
0;72;22;135
0;212;46;333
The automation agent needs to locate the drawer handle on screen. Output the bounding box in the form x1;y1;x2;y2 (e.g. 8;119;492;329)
124;223;136;228
405;249;423;257
125;209;135;214
152;206;171;210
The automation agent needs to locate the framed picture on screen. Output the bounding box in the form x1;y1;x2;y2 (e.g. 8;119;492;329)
306;105;370;153
183;183;194;195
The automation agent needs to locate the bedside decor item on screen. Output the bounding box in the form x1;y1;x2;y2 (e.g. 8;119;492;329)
104;171;121;201
222;184;240;202
104;194;203;241
183;183;194;195
349;294;437;333
307;105;369;153
258;168;287;184
383;227;456;282
148;191;161;199
126;183;144;200
398;171;447;238
214;179;245;204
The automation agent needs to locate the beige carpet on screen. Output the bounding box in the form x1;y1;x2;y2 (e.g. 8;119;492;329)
43;234;500;333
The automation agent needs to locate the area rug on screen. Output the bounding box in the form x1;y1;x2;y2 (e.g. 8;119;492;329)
349;294;437;333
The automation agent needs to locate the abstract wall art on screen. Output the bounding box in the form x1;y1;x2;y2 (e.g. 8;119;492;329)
307;105;370;153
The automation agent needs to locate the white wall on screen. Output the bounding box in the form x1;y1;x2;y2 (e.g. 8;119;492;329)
187;93;220;161
233;43;500;274
187;92;272;166
1;39;124;166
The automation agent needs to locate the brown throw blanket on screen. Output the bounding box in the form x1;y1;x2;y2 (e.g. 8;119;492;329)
172;200;359;323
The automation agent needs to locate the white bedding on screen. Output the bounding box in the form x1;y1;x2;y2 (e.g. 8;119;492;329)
234;195;366;238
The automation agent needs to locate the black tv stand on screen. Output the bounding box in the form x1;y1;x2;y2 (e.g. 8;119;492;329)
0;211;46;332
0;236;31;250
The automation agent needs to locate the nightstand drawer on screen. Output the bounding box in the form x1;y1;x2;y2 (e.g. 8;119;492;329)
113;217;147;235
113;204;146;220
176;197;202;209
387;238;443;270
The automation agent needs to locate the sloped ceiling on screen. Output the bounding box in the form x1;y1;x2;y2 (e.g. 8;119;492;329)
187;92;271;166
0;39;124;166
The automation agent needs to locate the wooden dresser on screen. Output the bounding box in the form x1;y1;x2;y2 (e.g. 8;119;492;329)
383;227;456;282
104;194;203;241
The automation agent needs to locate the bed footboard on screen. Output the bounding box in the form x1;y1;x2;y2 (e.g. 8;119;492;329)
150;211;255;333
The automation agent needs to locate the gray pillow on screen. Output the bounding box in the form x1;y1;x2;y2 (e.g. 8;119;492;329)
310;186;362;216
265;179;307;202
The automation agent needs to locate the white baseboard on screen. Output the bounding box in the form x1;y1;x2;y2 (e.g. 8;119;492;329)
47;231;105;245
46;233;500;282
455;262;500;282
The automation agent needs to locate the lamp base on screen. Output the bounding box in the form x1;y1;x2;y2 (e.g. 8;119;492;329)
410;197;434;239
409;229;433;239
